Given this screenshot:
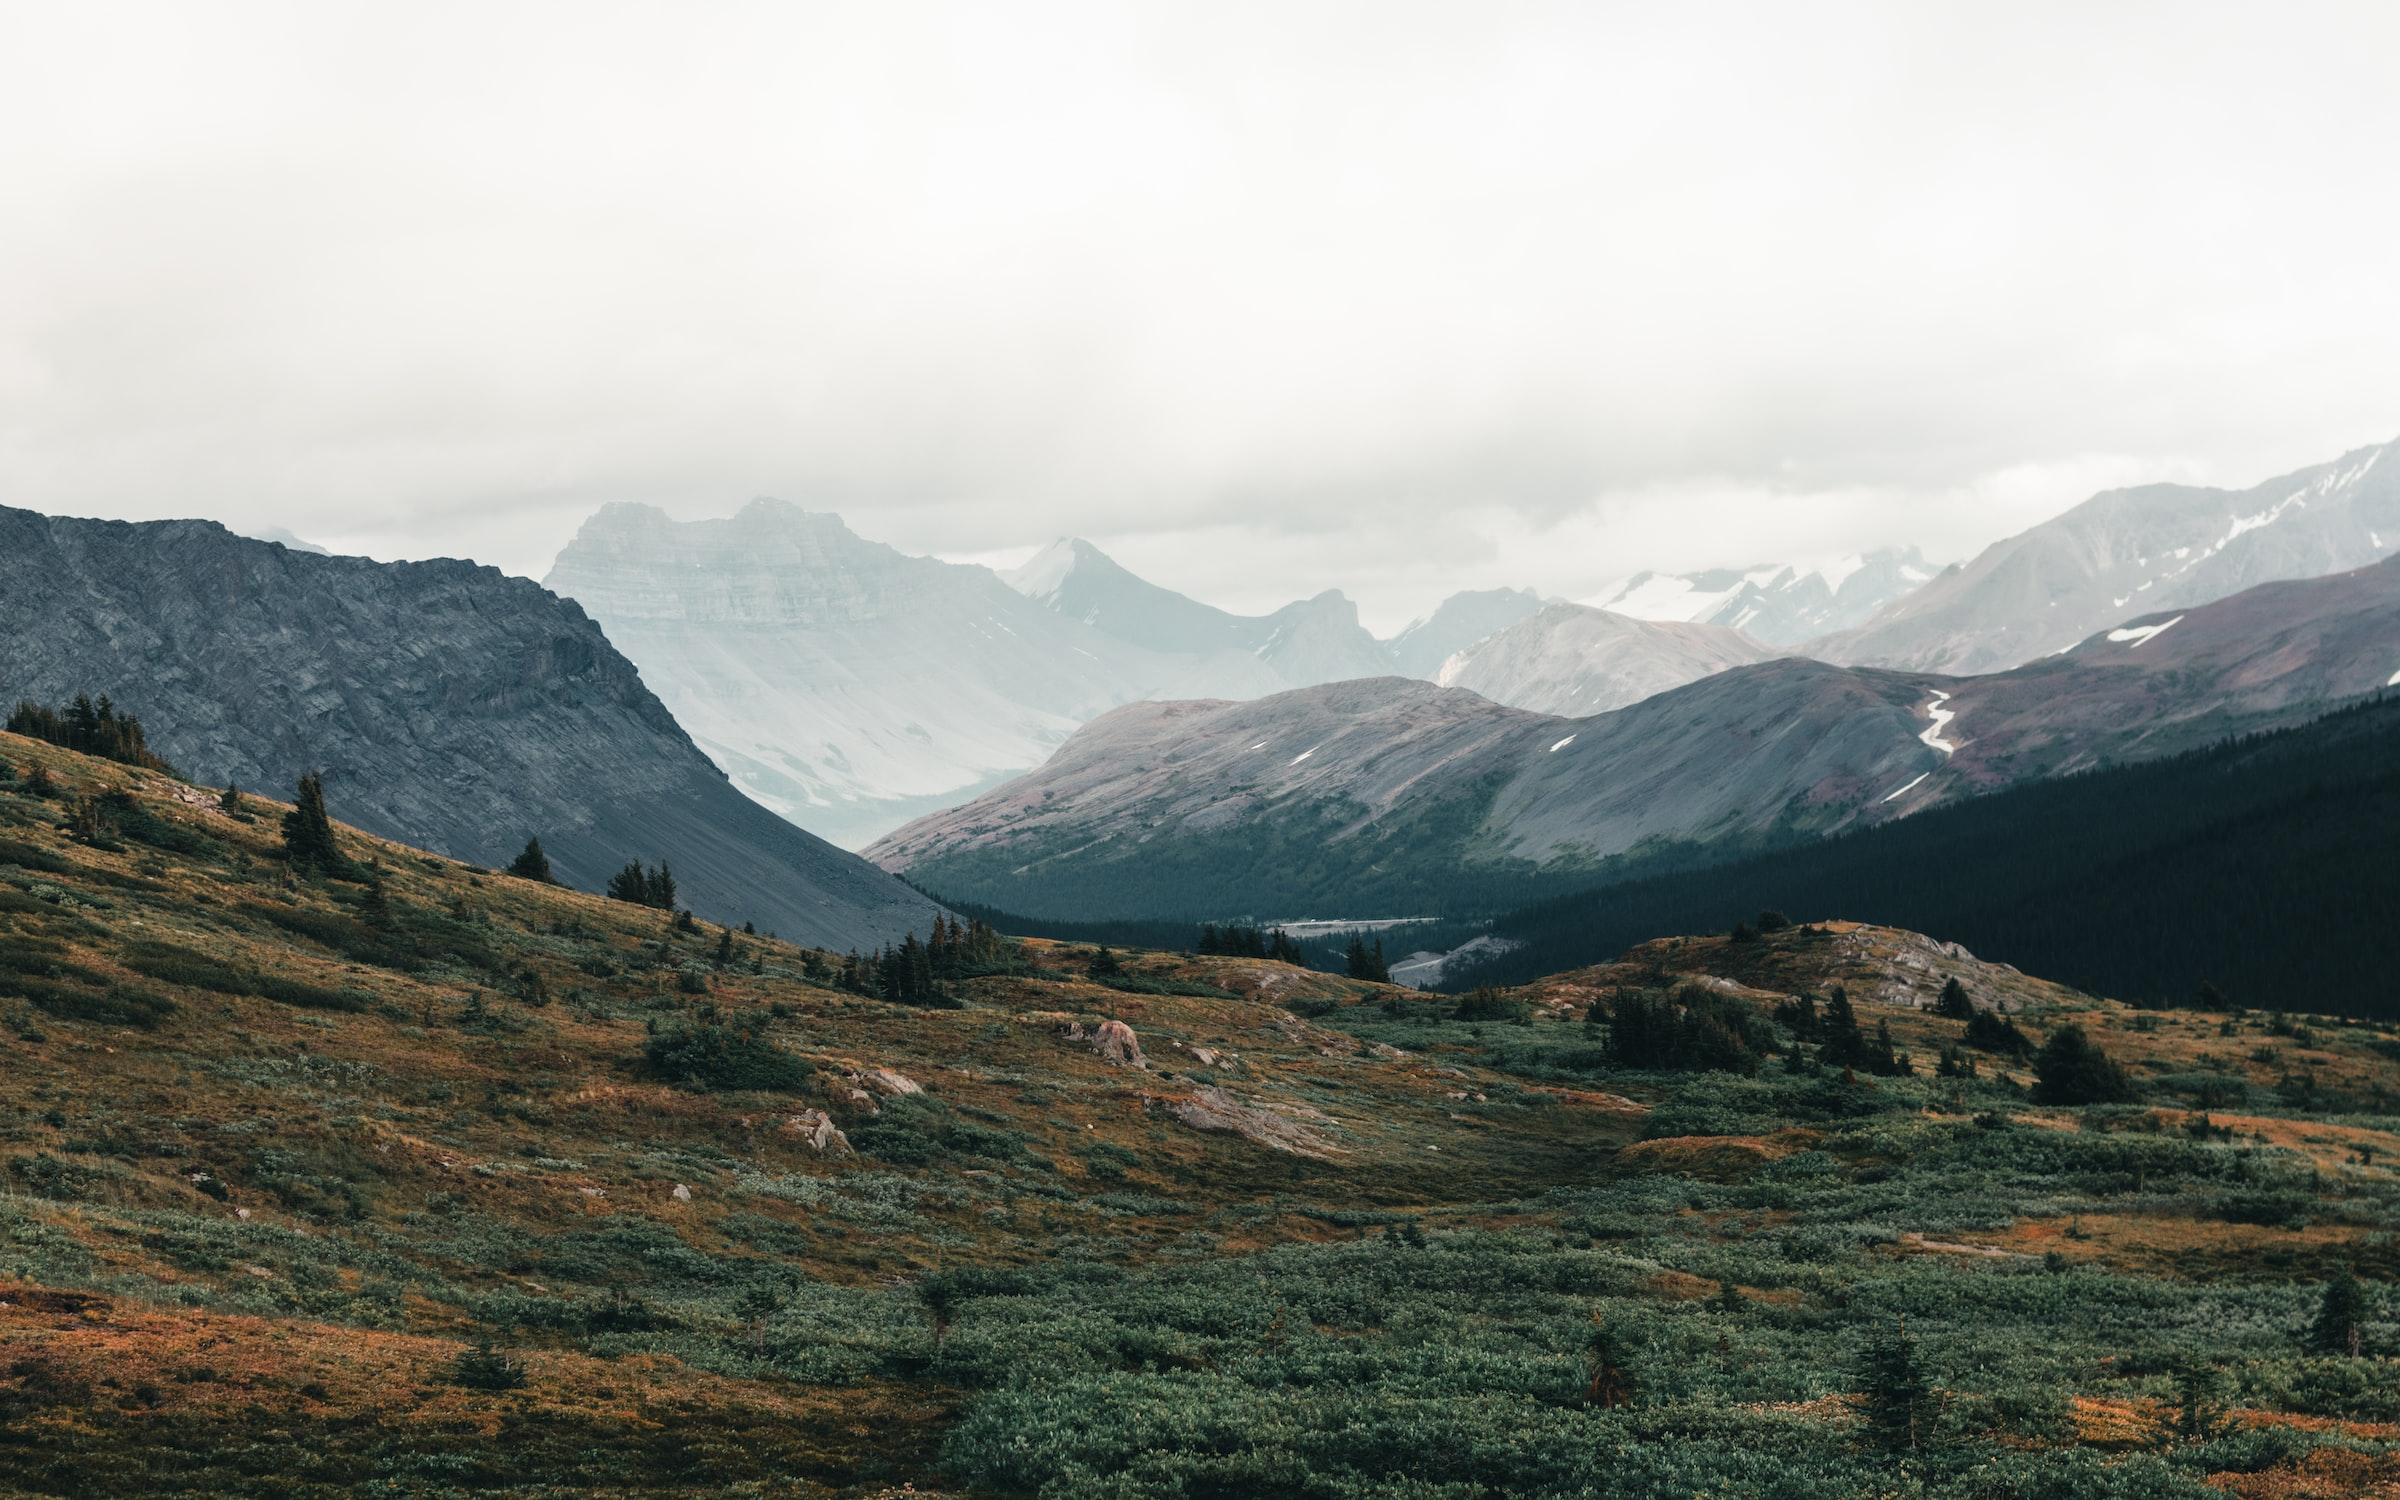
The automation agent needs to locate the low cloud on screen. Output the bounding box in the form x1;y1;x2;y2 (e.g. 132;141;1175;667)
2;3;2396;622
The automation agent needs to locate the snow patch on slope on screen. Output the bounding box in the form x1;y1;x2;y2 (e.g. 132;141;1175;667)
2106;616;2184;648
1919;691;1958;755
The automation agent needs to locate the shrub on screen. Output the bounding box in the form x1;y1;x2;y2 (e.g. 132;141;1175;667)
641;1019;812;1092
1453;987;1531;1023
449;1340;526;1391
1966;1008;2035;1058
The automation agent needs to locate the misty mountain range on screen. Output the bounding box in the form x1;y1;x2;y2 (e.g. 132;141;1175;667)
867;547;2400;921
4;433;2396;950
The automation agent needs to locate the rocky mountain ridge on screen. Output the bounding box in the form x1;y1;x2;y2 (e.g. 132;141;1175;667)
0;505;936;948
1816;438;2400;673
870;552;2400;918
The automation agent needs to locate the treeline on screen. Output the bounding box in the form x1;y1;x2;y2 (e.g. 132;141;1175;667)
1450;694;2400;1018
1197;923;1303;963
820;915;1018;1006
7;693;176;773
923;891;1454;978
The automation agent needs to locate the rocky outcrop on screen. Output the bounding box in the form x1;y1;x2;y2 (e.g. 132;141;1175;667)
0;505;938;949
1167;1086;1342;1159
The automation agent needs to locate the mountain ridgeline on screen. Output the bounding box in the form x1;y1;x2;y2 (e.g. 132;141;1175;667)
871;551;2400;924
1819;438;2400;672
0;506;938;949
546;510;1550;850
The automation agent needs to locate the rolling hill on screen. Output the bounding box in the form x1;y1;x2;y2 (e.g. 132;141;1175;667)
1;727;2395;1497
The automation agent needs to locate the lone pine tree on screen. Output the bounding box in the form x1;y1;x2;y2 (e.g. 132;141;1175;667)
281;773;350;876
2308;1268;2369;1356
506;837;554;884
2033;1023;2138;1106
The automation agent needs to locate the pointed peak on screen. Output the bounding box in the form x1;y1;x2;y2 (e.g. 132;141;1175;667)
1000;537;1086;598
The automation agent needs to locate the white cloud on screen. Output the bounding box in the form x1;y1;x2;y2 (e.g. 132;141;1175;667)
0;1;2395;622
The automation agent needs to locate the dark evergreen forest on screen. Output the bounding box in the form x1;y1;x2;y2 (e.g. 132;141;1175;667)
1448;694;2400;1017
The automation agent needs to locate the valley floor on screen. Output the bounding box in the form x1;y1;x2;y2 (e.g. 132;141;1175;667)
0;729;2396;1497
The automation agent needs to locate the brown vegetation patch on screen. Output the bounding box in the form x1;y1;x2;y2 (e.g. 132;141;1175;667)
1616;1129;1820;1181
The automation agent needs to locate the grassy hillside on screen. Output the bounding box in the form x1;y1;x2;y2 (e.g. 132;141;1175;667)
1;729;2396;1497
1456;693;2400;1013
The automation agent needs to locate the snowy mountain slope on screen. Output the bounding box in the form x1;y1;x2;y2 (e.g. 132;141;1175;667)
871;551;2400;917
1814;439;2400;673
1384;587;1545;678
1433;603;1781;715
546;503;1285;850
1598;549;1930;645
1703;549;1935;642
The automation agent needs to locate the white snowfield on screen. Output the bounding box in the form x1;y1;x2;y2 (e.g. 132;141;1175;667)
1882;770;1932;803
2106;615;2185;648
1918;691;1959;754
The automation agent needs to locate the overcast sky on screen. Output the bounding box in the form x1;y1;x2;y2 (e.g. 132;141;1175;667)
4;3;2398;632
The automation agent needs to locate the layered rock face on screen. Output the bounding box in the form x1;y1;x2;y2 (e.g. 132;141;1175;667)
0;506;938;948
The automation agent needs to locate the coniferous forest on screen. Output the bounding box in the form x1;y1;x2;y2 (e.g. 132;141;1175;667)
1453;694;2400;1016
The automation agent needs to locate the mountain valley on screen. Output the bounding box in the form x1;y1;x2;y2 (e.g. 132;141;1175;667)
0;729;2392;1498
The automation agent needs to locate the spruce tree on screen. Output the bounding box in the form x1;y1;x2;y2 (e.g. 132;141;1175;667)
1858;1320;1933;1452
606;860;650;905
2308;1268;2369;1356
281;772;349;876
2032;1023;2138;1106
1345;936;1391;983
1934;978;1975;1020
506;837;554;883
1820;986;1867;1066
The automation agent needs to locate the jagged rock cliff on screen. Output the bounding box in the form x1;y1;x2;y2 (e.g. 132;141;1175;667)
0;506;938;948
